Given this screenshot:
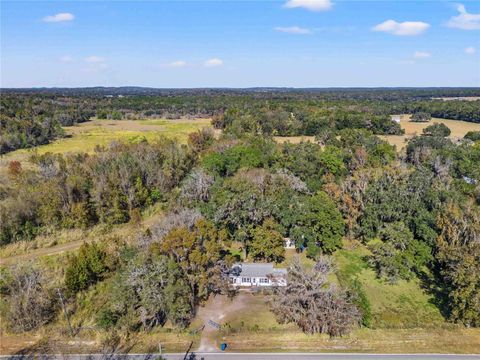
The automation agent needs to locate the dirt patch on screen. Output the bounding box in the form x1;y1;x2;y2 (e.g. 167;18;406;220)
195;293;252;352
273;136;315;144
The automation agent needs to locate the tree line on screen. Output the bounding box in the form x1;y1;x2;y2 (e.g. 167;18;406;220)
1;89;479;154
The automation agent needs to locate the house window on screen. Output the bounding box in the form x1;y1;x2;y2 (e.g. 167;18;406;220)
242;277;251;283
259;278;269;284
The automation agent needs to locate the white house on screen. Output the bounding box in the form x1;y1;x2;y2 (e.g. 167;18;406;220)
229;263;287;287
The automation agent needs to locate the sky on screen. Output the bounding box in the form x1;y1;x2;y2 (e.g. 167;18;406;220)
1;0;480;88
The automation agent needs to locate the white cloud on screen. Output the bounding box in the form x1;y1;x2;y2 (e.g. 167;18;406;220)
447;4;480;30
168;60;187;68
42;12;74;23
204;58;223;67
465;46;476;54
59;56;73;63
283;0;333;12
413;51;431;59
275;26;311;34
373;20;430;36
85;56;106;63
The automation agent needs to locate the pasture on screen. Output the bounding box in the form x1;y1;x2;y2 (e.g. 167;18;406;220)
380;115;480;149
0;118;213;176
272;115;480;150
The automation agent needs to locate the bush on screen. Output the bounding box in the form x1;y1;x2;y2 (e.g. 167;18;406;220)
411;112;431;122
423;123;451;137
64;242;109;296
96;308;120;330
348;278;372;328
464;131;480;142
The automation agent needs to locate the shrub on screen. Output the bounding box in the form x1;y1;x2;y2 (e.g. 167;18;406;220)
423;123;451;137
464;131;480;142
96;308;119;330
411;112;431;122
348;278;372;328
64;242;109;296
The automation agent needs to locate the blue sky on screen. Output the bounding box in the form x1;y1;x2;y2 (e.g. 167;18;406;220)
1;0;479;87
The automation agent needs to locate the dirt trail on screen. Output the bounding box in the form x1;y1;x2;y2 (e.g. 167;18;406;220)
195;293;250;352
0;239;85;266
0;212;166;266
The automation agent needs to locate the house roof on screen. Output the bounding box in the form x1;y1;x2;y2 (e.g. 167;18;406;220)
232;263;287;278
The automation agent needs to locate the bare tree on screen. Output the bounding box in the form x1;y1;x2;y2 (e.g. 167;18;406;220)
270;256;360;336
2;265;58;332
180;168;215;202
275;169;309;194
138;208;203;247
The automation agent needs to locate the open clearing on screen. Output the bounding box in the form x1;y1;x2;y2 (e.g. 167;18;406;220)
272;116;480;150
432;97;480;101
0;118;213;171
380;115;480;149
208;292;480;354
273;136;315;144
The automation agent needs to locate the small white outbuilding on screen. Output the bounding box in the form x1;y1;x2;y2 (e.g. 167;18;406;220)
391;115;401;123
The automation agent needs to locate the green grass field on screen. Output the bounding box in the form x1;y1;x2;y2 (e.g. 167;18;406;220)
0;118;213;166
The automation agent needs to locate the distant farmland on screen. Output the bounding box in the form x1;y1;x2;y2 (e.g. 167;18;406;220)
0;118;213;174
380;114;480;149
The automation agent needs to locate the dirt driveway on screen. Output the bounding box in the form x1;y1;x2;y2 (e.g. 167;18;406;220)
195;292;252;352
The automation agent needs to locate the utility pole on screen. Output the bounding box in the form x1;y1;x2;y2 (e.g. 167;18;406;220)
56;288;74;337
182;341;193;360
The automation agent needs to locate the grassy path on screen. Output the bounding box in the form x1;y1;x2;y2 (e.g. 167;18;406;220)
0;239;85;266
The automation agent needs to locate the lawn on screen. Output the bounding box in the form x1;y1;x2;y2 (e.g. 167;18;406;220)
334;246;445;329
214;292;480;353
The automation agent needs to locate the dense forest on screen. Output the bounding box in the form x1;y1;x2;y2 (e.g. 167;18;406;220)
0;89;479;341
1;88;479;154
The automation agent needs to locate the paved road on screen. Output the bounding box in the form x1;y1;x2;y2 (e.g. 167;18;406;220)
2;353;480;360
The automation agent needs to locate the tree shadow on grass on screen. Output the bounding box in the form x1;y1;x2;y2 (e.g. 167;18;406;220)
417;268;451;321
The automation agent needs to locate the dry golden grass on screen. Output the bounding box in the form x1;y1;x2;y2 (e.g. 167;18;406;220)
271;116;480;150
273;136;315;144
0;327;197;355
380;115;480;150
221;327;480;353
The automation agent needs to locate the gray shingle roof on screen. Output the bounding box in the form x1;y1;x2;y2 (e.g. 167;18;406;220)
232;263;286;278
